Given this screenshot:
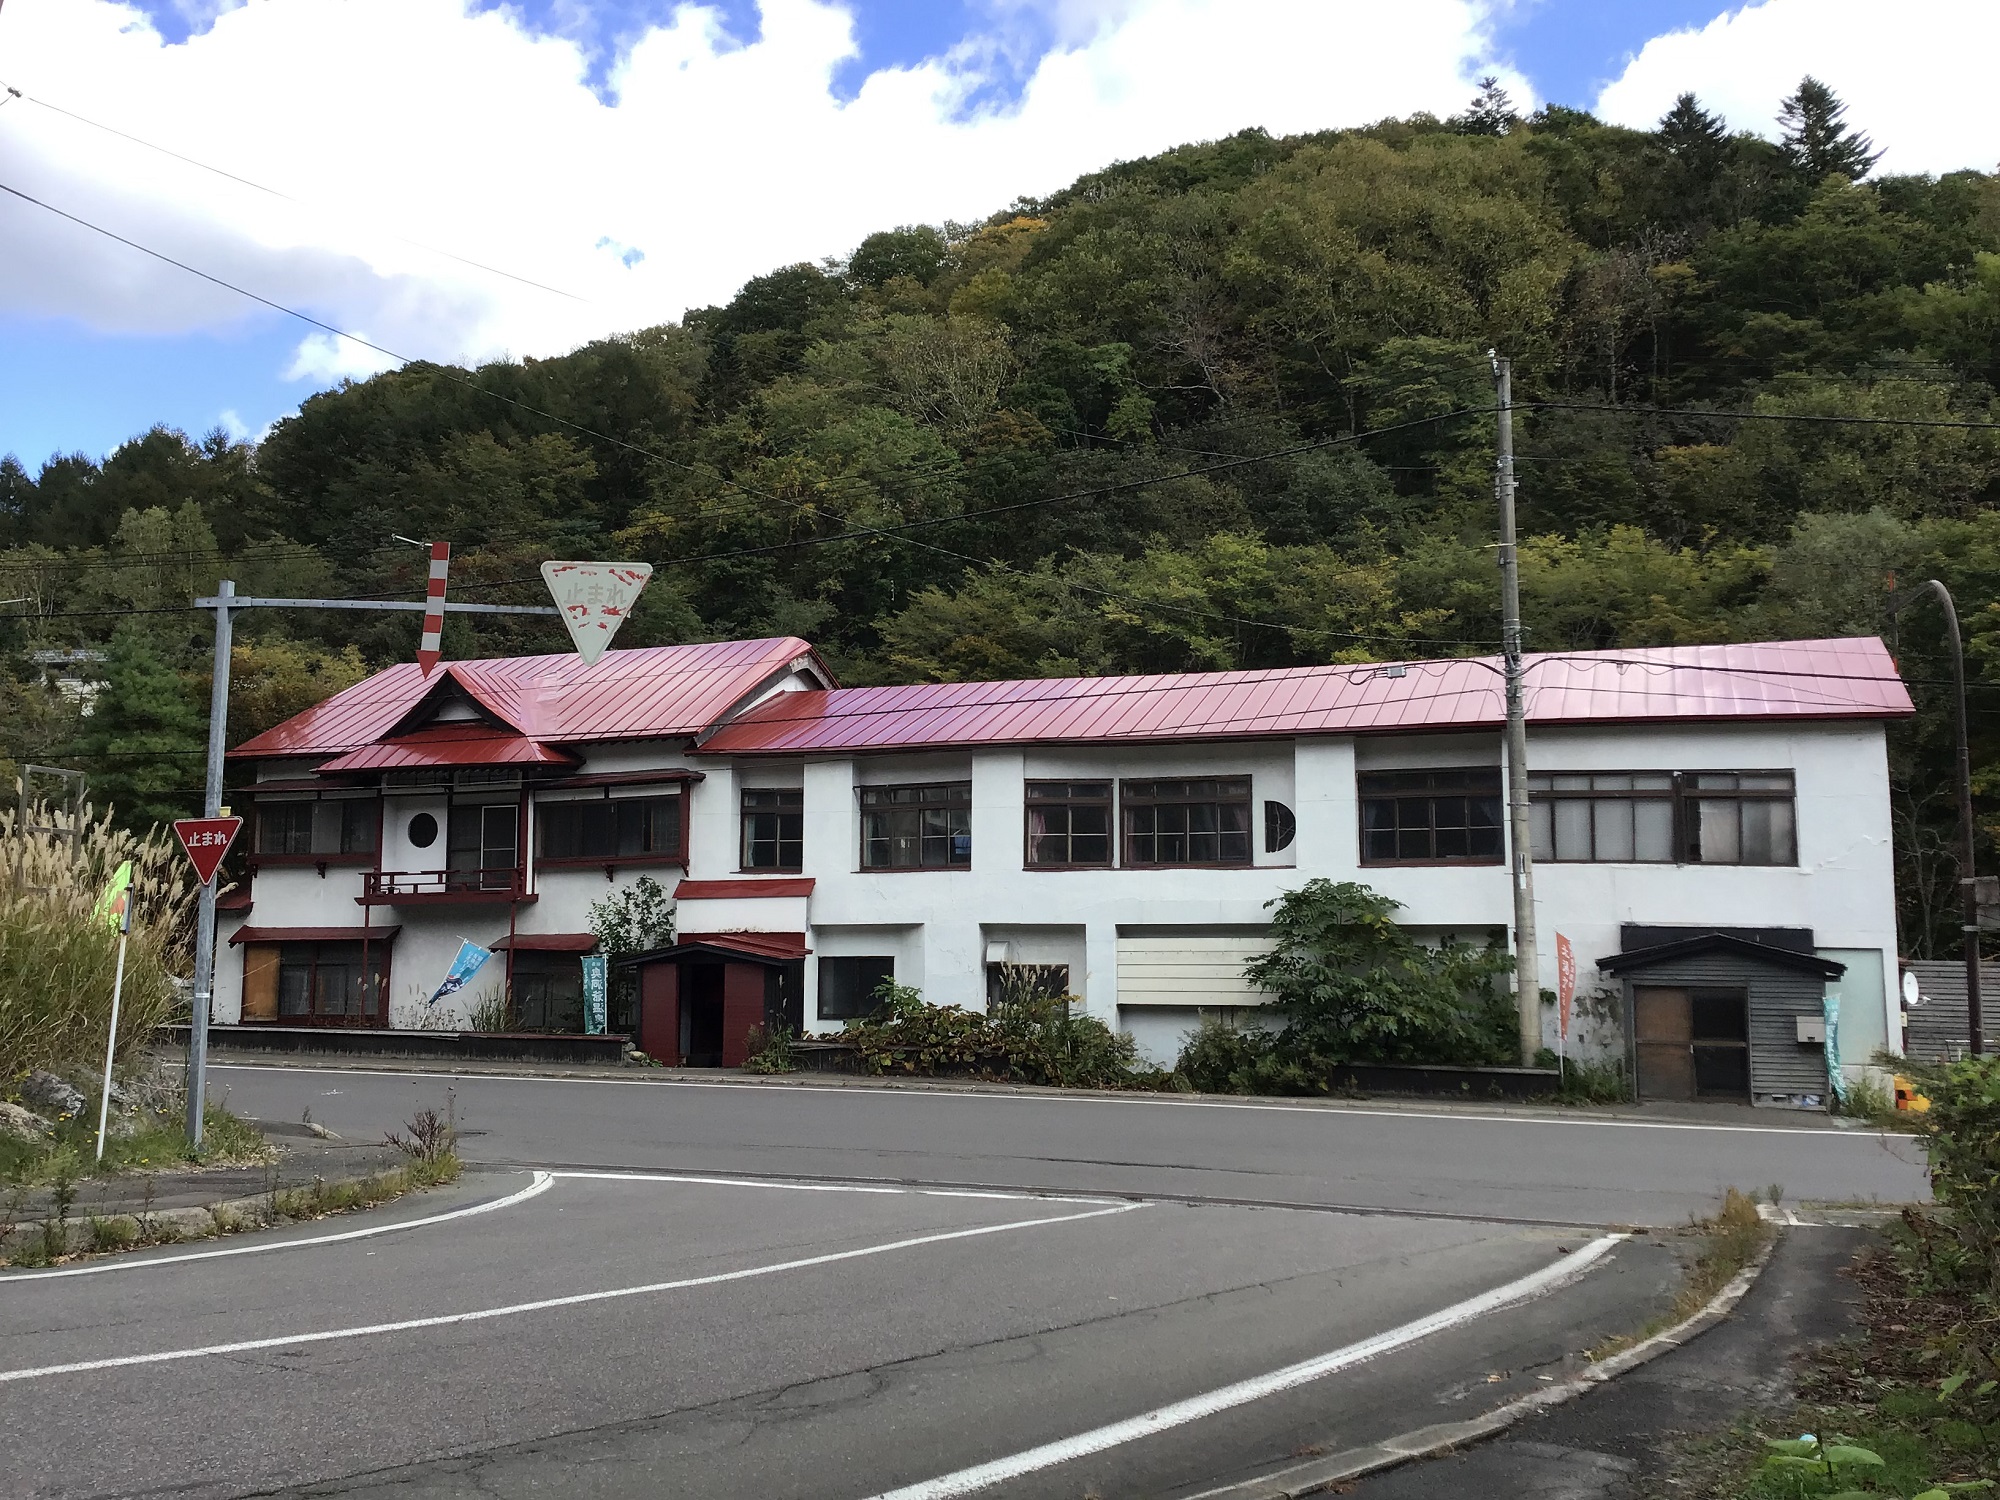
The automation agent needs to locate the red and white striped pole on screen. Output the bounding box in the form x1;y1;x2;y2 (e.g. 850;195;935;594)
417;541;450;674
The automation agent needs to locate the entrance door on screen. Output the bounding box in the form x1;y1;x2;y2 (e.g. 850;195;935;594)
681;962;725;1066
1634;987;1694;1099
1635;985;1751;1100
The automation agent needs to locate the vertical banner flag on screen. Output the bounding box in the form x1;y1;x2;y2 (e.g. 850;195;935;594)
541;562;654;666
95;860;133;929
1823;993;1847;1103
581;953;608;1035
1555;932;1576;1046
427;940;493;1009
417;541;451;675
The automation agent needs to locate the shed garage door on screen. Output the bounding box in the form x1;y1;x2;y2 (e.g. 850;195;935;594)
1116;933;1273;1007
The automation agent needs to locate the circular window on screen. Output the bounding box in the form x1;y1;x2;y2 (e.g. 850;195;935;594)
408;812;439;849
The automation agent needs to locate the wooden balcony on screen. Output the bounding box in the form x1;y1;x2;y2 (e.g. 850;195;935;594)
358;868;535;906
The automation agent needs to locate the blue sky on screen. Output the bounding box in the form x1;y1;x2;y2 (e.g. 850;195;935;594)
0;0;1975;470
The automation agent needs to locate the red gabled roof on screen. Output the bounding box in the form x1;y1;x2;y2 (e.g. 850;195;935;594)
232;638;828;759
317;725;579;773
694;638;1912;756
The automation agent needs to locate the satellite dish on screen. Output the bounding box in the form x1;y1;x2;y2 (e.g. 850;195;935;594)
1902;970;1925;1009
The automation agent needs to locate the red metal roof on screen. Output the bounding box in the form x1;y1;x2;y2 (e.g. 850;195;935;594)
675;878;816;900
229;925;401;945
669;931;810;960
694;638;1912;756
232;638;828;760
317;725;580;773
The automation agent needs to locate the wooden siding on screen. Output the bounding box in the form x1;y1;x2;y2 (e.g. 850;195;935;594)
1116;934;1273;1007
1902;959;1990;1061
1621;951;1829;1099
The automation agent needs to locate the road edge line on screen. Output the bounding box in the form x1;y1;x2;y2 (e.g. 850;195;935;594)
1183;1228;1783;1500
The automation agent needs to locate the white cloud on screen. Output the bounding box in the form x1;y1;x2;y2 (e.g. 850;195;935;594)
1595;0;2000;177
0;0;1522;381
280;332;403;384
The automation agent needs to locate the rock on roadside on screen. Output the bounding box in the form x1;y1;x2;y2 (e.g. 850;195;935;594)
0;1100;53;1140
19;1070;87;1120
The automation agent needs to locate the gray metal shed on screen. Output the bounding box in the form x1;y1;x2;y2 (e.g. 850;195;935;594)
1600;931;1845;1107
1900;958;1990;1062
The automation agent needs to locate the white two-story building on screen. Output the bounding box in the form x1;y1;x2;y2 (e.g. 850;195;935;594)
217;634;1911;1106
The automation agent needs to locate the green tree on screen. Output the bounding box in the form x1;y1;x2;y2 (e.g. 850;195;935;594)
68;619;206;828
1777;76;1880;182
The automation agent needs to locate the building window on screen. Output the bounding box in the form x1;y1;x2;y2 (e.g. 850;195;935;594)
1358;768;1503;864
511;955;585;1033
1025;781;1111;867
255;799;377;857
1529;773;1675;863
538;796;681;862
1122;778;1252;867
1528;771;1795;866
861;783;971;870
1264;801;1296;853
276;941;388;1022
819;955;895;1020
742;789;803;870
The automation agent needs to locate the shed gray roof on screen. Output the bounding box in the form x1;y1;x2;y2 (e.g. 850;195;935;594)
1599;933;1846;978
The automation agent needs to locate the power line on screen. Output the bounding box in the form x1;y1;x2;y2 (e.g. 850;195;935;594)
0;83;589;302
1527;400;2000;432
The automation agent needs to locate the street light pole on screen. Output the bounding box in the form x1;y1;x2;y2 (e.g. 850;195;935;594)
1889;578;1984;1057
1491;352;1541;1065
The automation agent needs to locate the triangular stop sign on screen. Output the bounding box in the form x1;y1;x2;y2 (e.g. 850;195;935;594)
173;816;243;886
541;561;653;667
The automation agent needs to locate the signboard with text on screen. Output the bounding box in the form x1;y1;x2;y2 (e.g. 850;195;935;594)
581;954;608;1035
172;817;243;887
541;562;653;667
1555;932;1577;1044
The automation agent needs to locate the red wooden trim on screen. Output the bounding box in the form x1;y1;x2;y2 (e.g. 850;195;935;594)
675;878;815;899
540;769;705;789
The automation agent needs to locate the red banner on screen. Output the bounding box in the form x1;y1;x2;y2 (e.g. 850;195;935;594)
172;817;243;886
1555;932;1577;1041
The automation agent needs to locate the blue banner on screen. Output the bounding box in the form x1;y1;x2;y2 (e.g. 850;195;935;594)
581;954;608;1035
1823;993;1847;1103
428;940;494;1008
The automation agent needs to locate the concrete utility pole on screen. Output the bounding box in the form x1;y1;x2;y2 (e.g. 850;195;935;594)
1490;353;1541;1065
182;582;561;1147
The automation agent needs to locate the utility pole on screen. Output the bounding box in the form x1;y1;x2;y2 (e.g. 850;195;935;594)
1888;579;1984;1057
185;581;233;1148
181;582;561;1148
1490;352;1541;1065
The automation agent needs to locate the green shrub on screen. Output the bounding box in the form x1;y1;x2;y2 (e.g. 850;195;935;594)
840;979;1161;1089
1245;880;1515;1069
1903;1054;2000;1293
1532;1048;1630;1104
743;1023;799;1074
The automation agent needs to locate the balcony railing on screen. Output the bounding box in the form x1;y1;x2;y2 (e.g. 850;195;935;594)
360;867;532;904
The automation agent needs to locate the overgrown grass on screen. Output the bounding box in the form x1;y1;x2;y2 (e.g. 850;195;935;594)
1591;1187;1773;1363
0;802;196;1081
0;1098;275;1185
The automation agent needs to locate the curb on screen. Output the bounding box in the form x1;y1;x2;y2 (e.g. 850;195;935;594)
0;1160;443;1264
1183;1228;1783;1500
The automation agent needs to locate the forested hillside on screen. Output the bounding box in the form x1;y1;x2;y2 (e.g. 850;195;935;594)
4;79;1997;953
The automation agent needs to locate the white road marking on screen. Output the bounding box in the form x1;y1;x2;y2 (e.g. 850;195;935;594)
0;1201;1143;1383
208;1062;1906;1140
0;1172;554;1283
546;1168;1122;1206
860;1233;1627;1500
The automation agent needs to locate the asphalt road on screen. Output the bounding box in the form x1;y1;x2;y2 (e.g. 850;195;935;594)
0;1065;1932;1499
212;1062;1930;1226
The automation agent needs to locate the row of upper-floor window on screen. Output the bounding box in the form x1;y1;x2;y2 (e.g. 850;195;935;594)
253;766;1799;871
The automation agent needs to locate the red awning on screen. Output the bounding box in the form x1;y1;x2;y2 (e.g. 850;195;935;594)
674;878;815;900
229;925;401;946
676;930;809;960
490;933;599;952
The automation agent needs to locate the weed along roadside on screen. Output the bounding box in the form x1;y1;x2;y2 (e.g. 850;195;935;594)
1;1091;466;1270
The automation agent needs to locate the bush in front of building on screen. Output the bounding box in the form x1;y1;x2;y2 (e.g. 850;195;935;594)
1177;880;1517;1096
841;981;1167;1090
1904;1052;2000;1294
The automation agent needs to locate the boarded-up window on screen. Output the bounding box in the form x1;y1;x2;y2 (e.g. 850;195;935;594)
241;943;280;1020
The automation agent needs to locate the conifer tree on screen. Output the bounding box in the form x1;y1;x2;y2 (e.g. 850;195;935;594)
1659;93;1730;169
1777;76;1880;181
1453;76;1519;137
69;619;205;828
